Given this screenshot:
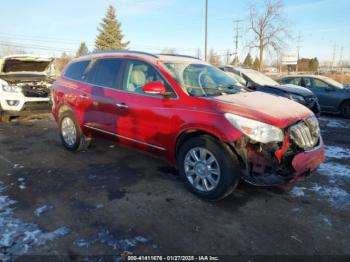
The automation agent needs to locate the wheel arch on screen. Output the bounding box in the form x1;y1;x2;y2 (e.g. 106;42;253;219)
339;98;350;111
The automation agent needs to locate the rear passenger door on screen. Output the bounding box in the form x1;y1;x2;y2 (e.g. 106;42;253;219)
83;58;124;132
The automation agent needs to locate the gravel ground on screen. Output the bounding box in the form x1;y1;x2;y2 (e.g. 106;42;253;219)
0;114;349;260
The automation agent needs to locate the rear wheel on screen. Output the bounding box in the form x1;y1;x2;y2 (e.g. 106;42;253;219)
341;101;350;118
177;135;240;201
59;111;91;152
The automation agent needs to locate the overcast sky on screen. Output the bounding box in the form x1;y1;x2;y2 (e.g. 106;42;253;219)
0;0;349;63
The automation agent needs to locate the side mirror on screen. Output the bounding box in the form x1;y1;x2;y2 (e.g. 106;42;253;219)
143;81;170;97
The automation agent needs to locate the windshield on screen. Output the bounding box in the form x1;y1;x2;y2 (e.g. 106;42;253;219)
162;62;244;97
241;69;279;86
322;76;344;89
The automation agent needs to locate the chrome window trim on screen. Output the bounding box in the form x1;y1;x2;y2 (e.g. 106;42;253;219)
84;124;166;151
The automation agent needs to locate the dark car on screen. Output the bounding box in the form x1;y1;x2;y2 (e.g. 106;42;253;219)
219;66;320;115
279;75;350;118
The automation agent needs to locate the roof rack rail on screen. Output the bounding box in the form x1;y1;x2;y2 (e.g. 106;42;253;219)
158;54;200;60
81;50;158;58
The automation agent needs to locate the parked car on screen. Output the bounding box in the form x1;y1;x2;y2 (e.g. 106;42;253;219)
52;51;324;200
279;75;350;118
219;66;320;115
0;54;55;121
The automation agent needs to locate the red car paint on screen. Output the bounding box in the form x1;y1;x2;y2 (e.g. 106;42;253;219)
52;52;324;184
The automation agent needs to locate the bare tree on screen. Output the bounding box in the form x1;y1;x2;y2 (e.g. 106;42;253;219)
208;49;221;66
247;0;289;71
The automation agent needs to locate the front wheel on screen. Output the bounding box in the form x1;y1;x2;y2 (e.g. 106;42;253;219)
177;135;241;201
341;101;350;119
59;111;91;152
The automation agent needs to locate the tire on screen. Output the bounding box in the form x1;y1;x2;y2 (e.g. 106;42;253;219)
59;111;91;152
0;106;11;123
177;135;240;201
341;101;350;119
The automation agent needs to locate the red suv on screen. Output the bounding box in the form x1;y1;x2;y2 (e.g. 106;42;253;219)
52;51;325;200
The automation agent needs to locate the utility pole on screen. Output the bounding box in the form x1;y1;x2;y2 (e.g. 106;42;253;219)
339;46;344;83
233;18;242;66
204;0;208;62
331;43;337;71
296;32;302;72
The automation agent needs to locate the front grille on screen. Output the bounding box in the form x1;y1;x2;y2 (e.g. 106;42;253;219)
289;117;320;150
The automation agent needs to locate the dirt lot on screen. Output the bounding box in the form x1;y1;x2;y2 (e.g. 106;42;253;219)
0;114;349;260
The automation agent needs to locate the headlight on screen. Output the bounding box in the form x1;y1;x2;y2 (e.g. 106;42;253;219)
0;83;21;93
225;113;284;143
287;94;305;104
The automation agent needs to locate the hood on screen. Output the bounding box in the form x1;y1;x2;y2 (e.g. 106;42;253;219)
210;91;314;128
267;84;314;96
0;55;54;75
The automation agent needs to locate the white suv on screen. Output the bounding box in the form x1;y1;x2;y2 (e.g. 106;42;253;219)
0;54;55;121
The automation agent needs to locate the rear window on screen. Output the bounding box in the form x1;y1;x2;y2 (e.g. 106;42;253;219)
86;59;122;88
64;60;90;81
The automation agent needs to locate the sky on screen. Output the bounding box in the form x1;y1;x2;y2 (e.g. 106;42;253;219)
0;0;349;64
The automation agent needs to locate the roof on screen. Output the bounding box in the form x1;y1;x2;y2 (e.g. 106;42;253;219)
281;74;327;79
75;50;206;64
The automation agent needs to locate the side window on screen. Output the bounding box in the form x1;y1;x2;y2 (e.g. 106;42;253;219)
288;77;302;85
313;78;329;89
64;60;90;81
85;59;122;88
123;60;174;96
302;78;312;88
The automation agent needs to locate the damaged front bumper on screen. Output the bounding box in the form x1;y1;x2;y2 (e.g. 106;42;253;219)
231;130;325;186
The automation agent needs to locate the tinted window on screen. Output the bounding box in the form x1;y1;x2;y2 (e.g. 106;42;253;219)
124;60;174;96
313;78;329;88
86;59;122;88
288;77;302;86
302;78;312;88
64;60;90;81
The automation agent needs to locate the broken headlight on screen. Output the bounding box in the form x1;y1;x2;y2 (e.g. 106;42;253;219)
0;82;22;93
225;113;284;143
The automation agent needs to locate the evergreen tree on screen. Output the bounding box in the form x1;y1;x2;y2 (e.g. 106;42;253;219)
231;56;240;66
95;5;129;50
243;53;253;68
253;57;260;70
76;42;89;57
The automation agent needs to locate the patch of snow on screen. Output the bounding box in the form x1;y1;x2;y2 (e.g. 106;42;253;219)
320;117;349;129
320;214;332;226
75;229;147;250
290;183;350;209
34;205;54;217
95;204;104;209
17;178;25;182
0;182;70;260
318;162;350;182
289;186;306;197
310;184;350;208
19;184;26;190
324;145;350;159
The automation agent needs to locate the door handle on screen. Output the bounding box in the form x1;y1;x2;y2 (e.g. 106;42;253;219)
116;103;128;109
79;94;88;100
